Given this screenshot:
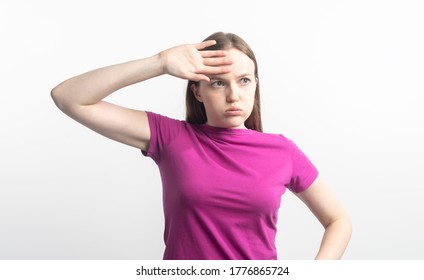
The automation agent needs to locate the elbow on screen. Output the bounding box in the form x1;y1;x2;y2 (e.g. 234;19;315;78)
339;215;352;239
334;214;353;243
345;215;353;240
324;212;353;241
341;209;353;234
50;86;60;106
50;84;69;112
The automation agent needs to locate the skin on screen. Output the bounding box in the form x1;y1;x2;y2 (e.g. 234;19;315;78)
191;48;256;129
51;40;232;151
51;40;351;259
297;177;352;259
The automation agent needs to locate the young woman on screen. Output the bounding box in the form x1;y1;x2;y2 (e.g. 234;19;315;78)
51;32;352;260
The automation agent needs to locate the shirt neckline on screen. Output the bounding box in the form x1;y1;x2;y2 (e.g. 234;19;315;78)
199;123;255;136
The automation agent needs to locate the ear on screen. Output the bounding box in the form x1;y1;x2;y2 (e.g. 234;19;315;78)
191;83;203;103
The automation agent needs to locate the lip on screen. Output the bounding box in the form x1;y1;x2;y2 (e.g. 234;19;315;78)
226;106;242;112
225;107;243;116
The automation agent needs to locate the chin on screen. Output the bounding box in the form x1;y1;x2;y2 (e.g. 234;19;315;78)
223;119;247;129
208;115;247;129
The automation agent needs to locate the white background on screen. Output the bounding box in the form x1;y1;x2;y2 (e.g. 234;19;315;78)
1;0;423;260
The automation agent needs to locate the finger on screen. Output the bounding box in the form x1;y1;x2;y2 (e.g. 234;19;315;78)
194;40;216;50
189;73;210;82
202;65;232;75
200;50;229;58
203;57;233;66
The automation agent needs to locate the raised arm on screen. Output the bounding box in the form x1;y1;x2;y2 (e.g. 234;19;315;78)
295;176;352;259
50;40;233;150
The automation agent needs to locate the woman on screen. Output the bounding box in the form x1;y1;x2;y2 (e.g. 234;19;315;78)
51;32;351;260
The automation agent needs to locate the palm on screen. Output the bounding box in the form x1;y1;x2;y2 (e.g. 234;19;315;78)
161;40;233;81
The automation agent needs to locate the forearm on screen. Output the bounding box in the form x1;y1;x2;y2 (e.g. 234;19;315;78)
314;216;352;260
51;54;163;109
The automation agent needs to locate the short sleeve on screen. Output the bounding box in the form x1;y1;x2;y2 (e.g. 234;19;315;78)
286;139;319;193
141;111;184;163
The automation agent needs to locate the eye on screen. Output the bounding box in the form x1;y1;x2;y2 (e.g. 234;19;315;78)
211;80;224;88
240;77;251;85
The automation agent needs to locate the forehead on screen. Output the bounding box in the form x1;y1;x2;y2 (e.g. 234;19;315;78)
218;48;255;78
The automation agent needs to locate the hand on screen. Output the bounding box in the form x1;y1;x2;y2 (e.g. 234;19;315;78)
159;40;233;82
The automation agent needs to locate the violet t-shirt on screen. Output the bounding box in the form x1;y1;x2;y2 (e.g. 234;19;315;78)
142;111;318;260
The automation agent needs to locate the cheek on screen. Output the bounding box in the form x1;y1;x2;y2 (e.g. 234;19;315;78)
205;93;224;104
202;96;224;113
245;90;256;106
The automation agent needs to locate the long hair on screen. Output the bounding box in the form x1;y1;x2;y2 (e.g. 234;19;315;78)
185;32;263;132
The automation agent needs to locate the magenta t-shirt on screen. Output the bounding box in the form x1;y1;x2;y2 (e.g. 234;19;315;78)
142;112;318;260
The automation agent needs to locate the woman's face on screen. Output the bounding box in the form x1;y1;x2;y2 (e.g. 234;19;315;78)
193;48;256;129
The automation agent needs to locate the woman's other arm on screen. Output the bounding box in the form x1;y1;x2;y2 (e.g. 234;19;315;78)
295;176;352;259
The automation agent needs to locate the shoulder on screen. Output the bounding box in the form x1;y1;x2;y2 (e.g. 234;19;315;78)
145;111;184;125
145;111;203;141
143;112;194;160
145;111;193;131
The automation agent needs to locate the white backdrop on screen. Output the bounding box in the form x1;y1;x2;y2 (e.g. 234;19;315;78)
1;0;423;259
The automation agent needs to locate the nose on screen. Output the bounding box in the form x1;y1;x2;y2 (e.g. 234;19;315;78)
225;83;239;103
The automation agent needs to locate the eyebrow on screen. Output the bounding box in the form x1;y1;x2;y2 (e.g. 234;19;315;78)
209;73;255;80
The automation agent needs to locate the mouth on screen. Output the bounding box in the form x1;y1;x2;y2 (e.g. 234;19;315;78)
225;107;243;116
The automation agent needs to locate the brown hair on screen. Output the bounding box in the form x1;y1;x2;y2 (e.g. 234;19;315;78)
185;32;263;132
